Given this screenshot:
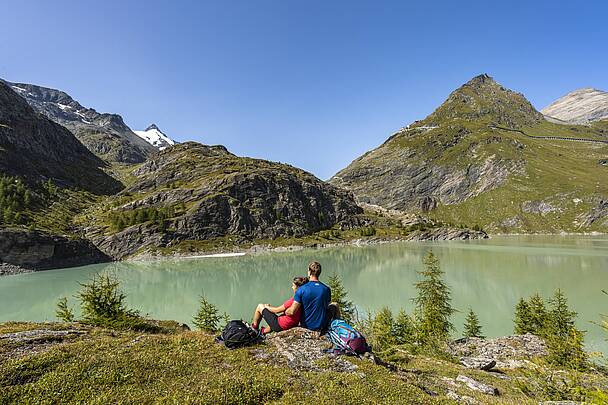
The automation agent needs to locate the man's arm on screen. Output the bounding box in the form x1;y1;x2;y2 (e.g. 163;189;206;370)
285;301;300;316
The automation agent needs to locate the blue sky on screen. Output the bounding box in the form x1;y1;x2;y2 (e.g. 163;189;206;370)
1;1;607;179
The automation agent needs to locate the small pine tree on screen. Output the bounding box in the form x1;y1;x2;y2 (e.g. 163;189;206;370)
463;308;484;338
547;289;576;337
56;296;75;322
327;273;355;323
514;298;533;334
371;306;395;351
528;293;548;335
393;309;415;345
545;289;587;369
413;251;454;345
193;295;221;333
78;273;139;326
75;273;157;331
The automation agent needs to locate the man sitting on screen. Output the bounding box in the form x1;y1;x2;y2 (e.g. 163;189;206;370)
285;261;338;331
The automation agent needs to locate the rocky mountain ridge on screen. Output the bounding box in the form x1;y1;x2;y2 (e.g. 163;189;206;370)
541;87;608;124
3;79;157;163
0;81;121;194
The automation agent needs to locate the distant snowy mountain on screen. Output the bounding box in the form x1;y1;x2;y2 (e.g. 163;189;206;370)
133;124;177;150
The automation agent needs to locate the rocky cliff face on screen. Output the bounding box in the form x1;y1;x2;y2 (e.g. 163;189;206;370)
89;142;363;258
4;80;156;163
541;87;608;124
0;228;110;271
0;81;122;194
331;74;608;233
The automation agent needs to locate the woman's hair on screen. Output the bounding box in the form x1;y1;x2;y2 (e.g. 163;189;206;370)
292;276;309;287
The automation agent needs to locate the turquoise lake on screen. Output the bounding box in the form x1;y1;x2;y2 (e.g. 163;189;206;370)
1;235;607;355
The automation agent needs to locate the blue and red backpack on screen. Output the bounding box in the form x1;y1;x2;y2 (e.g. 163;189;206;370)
326;319;371;356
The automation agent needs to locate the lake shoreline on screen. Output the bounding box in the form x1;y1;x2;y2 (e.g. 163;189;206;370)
3;229;605;276
129;227;489;263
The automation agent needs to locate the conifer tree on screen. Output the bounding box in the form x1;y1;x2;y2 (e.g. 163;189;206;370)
413;251;454;344
528;293;548;335
56;296;75;322
547;289;576;336
463;308;484;338
393;309;415;345
371;306;395;350
514;298;533;334
327;273;355;323
545;289;587;369
193;295;221;333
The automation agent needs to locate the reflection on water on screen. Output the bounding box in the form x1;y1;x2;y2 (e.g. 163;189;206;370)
1;235;607;354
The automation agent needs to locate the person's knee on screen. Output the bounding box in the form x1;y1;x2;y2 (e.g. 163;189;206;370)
256;303;265;312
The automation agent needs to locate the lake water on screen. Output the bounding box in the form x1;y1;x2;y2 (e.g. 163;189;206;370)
1;235;607;355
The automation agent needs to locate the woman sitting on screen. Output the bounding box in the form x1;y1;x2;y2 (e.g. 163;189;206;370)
251;276;308;334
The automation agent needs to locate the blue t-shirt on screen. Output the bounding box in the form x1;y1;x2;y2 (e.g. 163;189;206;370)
293;280;331;331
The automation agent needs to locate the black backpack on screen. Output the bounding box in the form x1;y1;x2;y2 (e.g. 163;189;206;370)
216;320;263;349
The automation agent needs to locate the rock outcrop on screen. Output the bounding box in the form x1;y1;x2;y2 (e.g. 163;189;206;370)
0;228;111;272
4;80;156;163
89;142;363;259
405;227;488;241
448;334;547;369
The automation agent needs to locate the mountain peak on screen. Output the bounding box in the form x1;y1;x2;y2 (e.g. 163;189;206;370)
424;74;543;128
145;123;161;132
466;73;494;85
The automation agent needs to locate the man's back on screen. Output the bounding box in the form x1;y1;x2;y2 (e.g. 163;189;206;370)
294;280;331;331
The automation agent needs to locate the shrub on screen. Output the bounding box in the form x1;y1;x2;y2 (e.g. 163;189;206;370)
463;308;484;338
193;295;222;333
413;251;454;345
55;296;75;322
359;226;376;237
327;273;355;323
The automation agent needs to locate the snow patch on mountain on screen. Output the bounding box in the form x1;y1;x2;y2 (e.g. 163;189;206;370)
133;124;176;150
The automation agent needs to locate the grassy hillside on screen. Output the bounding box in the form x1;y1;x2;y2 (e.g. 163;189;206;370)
331;75;608;233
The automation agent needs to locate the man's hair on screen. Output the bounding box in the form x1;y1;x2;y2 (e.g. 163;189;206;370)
308;261;322;277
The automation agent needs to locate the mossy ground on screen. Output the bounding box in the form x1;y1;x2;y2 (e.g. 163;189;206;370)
0;323;437;404
2;322;607;404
